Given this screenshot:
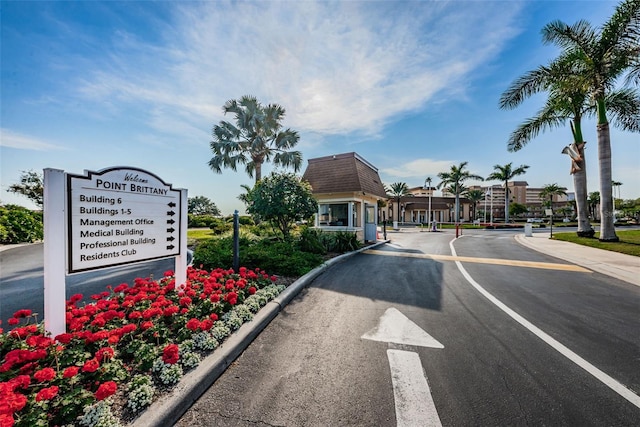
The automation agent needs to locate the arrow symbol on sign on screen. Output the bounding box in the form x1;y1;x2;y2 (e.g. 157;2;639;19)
167;219;175;225
167;210;175;216
167;228;175;233
166;245;175;250
168;202;176;208
167;236;175;242
362;307;443;427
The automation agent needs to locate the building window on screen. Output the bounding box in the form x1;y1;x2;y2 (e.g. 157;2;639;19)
319;203;349;226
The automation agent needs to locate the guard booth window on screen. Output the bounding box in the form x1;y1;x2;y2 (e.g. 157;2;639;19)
319;203;348;226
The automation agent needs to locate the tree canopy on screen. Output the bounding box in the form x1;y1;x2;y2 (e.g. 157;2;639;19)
187;196;221;216
8;170;44;208
245;172;317;239
209;95;303;183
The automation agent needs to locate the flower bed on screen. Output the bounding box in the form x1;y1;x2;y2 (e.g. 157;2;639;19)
0;266;285;427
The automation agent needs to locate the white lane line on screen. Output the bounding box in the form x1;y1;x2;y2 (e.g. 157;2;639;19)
387;349;443;427
449;239;640;409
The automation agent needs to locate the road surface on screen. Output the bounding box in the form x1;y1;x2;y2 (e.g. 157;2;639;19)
175;229;639;426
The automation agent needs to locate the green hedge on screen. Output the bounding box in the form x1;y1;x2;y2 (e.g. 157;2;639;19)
0;205;43;244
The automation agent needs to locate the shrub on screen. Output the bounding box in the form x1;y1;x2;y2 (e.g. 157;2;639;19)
297;226;325;254
323;231;362;253
209;217;232;235
193;237;323;277
0;204;43;243
188;214;220;228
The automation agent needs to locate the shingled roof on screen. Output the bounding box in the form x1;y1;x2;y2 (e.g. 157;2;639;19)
302;152;387;199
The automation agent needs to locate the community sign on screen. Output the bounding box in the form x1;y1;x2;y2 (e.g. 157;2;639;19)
66;167;183;273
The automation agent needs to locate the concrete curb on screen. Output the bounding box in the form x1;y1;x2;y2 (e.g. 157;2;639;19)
131;240;390;427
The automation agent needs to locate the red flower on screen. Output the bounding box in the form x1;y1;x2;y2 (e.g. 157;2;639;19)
35;385;59;402
209;313;218;321
12;309;32;319
141;321;154;330
0;390;27;413
200;319;214;331
82;358;100;373
33;367;56;383
94;381;117;400
0;414;15;427
11;375;30;390
128;311;142;320
162;344;179;365
179;297;192;307
107;335;119;345
209;294;220;303
95;347;115;362
6;319;19;326
163;305;179;316
55;333;74;344
248;286;257;295
63;366;79;378
185;318;201;331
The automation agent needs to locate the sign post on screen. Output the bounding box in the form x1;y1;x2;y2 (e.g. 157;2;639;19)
43;166;187;337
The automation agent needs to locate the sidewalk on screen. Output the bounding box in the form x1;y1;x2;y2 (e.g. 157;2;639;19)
515;232;640;287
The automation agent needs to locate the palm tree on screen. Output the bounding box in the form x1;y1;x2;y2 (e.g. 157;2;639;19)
539;184;568;219
386;182;412;224
485;163;529;223
541;0;640;241
463;188;485;221
209;95;303;183
499;53;639;237
437;162;483;223
612;180;623;208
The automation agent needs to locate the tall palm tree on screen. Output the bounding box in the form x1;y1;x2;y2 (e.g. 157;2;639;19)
611;180;624;210
539;183;568;212
209;95;303;183
437;162;483;223
541;0;640;241
485;163;529;223
386;182;412;223
499;52;639;237
463;188;485;221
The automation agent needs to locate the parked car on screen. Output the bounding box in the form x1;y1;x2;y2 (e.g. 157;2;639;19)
527;218;544;223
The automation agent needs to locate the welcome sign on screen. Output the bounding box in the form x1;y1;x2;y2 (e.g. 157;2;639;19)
67;167;182;273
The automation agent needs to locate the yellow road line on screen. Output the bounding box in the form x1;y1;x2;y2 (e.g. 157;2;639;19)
362;249;591;273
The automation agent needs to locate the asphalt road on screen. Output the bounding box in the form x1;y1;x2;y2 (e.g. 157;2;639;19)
175;229;640;426
0;243;175;329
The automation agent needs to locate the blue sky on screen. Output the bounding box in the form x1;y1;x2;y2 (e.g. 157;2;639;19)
2;0;638;215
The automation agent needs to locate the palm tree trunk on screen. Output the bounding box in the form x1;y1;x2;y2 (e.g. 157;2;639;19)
597;122;618;241
573;168;594;237
255;162;263;183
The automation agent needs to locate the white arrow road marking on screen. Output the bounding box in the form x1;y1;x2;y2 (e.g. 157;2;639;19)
362;308;444;426
388;349;443;427
361;307;444;348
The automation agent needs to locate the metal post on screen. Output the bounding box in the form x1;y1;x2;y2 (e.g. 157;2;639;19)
233;210;240;272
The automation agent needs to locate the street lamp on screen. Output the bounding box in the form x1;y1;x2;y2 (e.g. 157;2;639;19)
424;177;432;231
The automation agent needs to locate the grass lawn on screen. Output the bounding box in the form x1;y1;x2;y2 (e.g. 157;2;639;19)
187;228;216;246
552;229;640;257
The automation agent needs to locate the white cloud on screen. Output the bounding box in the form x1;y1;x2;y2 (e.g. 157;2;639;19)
381;158;456;180
0;129;65;151
74;1;525;139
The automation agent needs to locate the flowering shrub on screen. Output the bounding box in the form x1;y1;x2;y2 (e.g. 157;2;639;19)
0;266;284;427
